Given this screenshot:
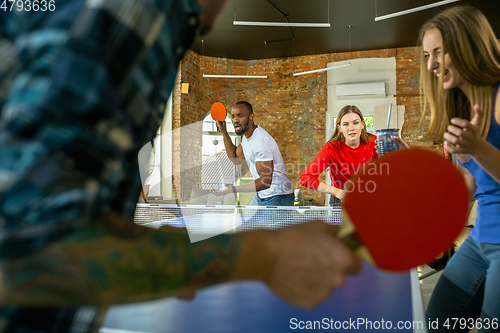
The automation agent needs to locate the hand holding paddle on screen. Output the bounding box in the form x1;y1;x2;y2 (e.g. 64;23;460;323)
211;102;227;133
216;119;228;134
338;148;469;272
233;221;362;309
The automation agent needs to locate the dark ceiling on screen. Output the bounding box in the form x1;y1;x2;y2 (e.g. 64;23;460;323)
190;0;500;60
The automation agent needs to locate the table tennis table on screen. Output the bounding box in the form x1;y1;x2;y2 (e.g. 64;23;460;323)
100;204;428;333
101;263;427;333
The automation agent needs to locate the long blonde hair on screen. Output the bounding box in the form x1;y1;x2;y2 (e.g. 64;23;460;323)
329;105;372;143
419;5;500;142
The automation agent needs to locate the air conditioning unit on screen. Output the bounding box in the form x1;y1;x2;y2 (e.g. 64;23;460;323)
336;82;386;99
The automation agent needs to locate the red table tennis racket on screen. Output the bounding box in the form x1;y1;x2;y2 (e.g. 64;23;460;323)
211;102;227;121
338;148;469;272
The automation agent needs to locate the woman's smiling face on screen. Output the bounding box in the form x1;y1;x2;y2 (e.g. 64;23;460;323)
422;28;466;91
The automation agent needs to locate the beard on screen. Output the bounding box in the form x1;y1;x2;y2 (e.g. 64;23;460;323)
234;123;248;136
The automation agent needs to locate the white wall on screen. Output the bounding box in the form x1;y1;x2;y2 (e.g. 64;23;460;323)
324;58;397;204
160;96;173;199
326;58;397;140
374;105;405;132
147;135;162;197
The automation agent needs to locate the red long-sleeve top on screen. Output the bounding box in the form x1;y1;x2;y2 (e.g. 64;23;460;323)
300;135;378;192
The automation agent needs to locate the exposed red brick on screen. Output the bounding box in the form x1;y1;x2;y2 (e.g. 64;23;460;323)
171;48;436;204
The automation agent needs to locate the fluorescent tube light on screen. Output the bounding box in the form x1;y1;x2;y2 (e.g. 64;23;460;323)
233;21;330;28
293;63;351;77
375;0;460;21
203;74;267;79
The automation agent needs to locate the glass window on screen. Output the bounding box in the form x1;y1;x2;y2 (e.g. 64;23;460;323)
202;113;237;159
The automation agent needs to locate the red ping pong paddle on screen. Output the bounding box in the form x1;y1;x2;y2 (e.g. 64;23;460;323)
337;148;469;272
211;102;227;121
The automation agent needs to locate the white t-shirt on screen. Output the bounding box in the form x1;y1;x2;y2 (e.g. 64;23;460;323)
241;126;294;198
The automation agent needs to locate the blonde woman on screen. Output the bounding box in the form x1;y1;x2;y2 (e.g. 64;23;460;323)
419;6;500;332
300;105;377;205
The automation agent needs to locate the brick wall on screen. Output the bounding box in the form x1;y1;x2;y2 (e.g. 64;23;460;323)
395;46;434;148
172;46;435;204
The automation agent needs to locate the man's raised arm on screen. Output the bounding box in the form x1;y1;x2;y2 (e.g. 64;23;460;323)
218;120;245;165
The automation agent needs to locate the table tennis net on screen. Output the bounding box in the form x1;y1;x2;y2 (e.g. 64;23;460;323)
134;204;343;232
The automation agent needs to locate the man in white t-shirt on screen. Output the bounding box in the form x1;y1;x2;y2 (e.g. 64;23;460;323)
211;101;294;206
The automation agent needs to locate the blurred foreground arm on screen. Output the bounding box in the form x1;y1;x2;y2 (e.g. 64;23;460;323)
0;216;360;309
233;221;361;308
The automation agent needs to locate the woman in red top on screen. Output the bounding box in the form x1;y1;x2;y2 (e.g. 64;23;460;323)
300;105;378;205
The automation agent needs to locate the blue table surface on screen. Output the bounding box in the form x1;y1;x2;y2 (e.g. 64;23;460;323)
102;263;417;333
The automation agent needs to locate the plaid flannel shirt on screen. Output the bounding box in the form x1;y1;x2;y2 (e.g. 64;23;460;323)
0;0;200;259
0;1;200;331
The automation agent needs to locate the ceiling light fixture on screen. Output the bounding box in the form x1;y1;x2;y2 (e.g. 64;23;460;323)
293;63;351;76
233;21;330;28
202;74;267;78
374;0;460;21
201;40;267;79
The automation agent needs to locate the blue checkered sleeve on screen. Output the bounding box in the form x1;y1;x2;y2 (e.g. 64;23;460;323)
0;0;200;259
